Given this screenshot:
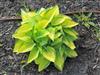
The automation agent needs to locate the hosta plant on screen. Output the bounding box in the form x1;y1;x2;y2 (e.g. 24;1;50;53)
13;5;78;71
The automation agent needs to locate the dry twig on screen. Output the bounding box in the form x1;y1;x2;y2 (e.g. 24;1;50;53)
0;10;100;21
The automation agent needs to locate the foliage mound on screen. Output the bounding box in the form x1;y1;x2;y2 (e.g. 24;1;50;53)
13;5;78;71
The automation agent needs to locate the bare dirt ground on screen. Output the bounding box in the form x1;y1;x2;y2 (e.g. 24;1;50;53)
0;0;100;75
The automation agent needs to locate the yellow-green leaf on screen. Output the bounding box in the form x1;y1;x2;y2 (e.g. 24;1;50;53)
62;19;78;28
21;9;35;21
64;28;78;39
51;14;66;25
15;40;35;53
33;29;49;39
54;32;62;39
44;5;59;24
47;27;55;41
35;54;50;71
54;49;64;71
64;47;78;58
35;19;49;30
27;46;39;64
13;32;32;42
38;8;46;16
63;36;76;49
13;40;23;52
52;37;62;46
39;46;56;62
14;24;34;33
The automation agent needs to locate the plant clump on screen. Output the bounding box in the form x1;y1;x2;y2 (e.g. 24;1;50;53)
74;13;100;41
13;5;78;71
